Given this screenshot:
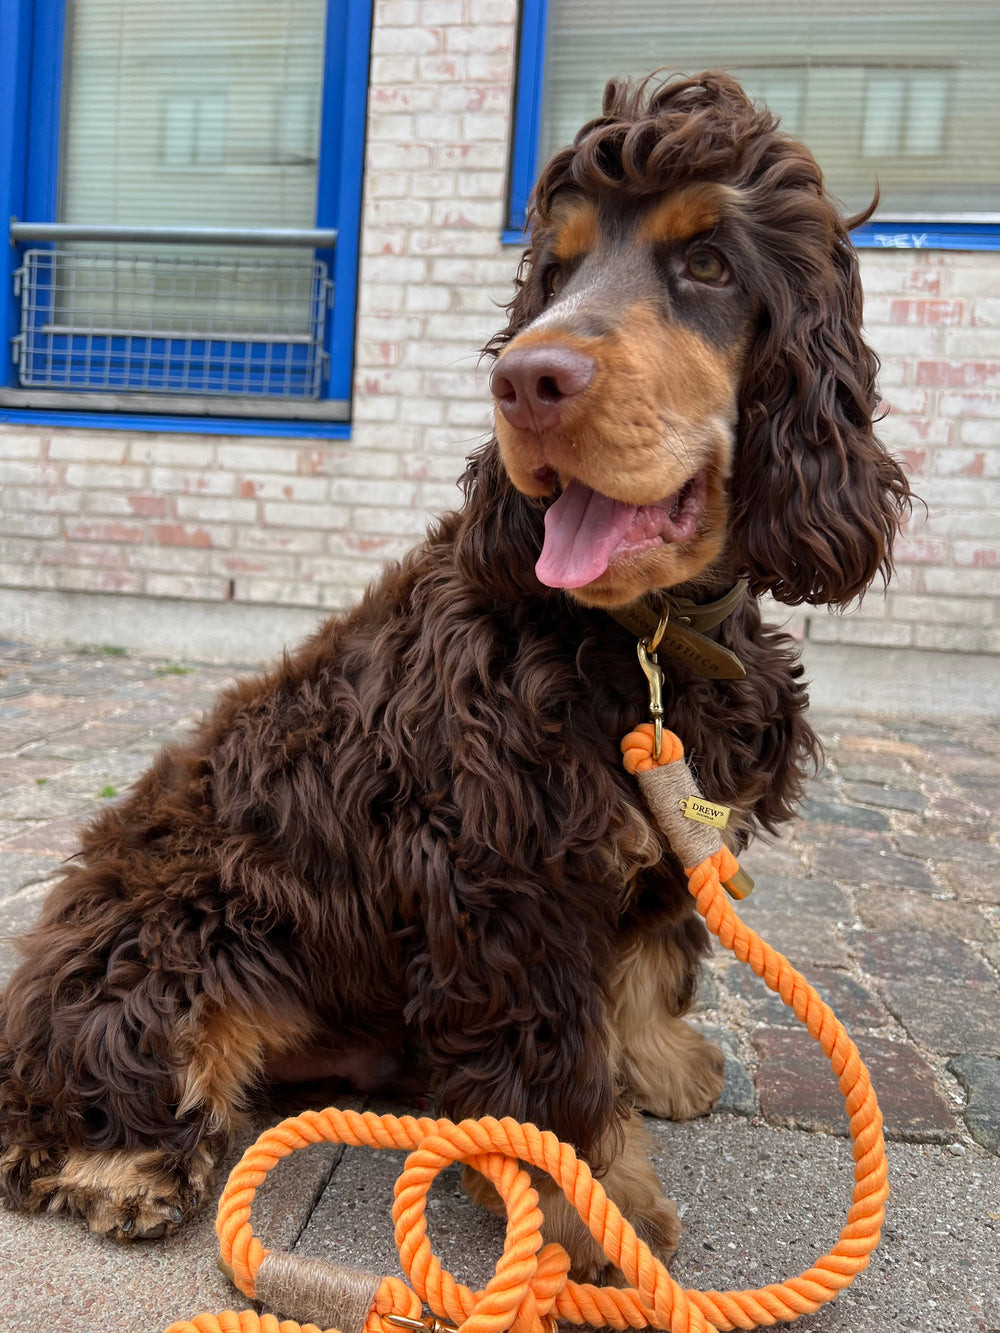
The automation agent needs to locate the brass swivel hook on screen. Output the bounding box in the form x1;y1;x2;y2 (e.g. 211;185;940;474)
636;610;670;760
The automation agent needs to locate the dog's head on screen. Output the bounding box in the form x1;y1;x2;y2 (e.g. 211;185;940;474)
485;72;910;610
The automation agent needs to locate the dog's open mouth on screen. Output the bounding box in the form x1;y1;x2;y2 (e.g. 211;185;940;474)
535;471;708;590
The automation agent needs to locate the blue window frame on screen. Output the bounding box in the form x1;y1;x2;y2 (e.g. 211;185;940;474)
504;0;1000;253
0;0;372;437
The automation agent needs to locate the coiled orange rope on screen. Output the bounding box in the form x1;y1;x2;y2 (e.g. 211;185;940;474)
165;726;887;1333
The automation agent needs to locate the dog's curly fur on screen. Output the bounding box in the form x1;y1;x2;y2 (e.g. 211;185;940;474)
0;72;909;1270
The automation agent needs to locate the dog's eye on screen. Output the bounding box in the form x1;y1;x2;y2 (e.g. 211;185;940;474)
542;265;565;301
685;249;728;285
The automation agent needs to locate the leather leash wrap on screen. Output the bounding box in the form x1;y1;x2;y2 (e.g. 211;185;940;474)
164;720;888;1333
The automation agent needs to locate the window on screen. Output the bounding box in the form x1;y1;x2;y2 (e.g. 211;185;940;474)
507;0;1000;250
0;0;372;432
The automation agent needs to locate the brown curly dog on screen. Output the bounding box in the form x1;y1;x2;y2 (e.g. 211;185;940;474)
0;72;909;1278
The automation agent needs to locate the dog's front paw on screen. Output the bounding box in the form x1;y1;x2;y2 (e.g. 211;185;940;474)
24;1143;216;1241
535;1174;680;1285
627;1023;725;1121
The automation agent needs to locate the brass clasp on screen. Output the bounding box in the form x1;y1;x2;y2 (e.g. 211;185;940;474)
637;611;669;760
386;1316;459;1333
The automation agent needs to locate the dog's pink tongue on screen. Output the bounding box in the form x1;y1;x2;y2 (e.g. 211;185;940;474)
536;480;638;589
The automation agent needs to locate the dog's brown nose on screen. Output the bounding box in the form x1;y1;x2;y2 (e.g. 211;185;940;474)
490;345;595;433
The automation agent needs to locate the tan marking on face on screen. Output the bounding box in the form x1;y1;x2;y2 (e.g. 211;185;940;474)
494;301;745;604
497;302;738;505
636;183;734;247
550;200;599;263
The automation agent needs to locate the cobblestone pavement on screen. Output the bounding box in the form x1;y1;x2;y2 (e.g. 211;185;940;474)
0;640;998;1333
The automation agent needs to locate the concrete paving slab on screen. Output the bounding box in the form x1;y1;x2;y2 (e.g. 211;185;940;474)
278;1109;1000;1333
0;644;997;1333
0;1113;344;1333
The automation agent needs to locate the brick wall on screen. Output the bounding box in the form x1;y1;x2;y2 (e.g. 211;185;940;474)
0;0;997;655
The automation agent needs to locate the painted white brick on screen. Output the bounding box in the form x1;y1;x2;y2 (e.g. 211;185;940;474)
404;285;453;312
353;506;431;536
418;0;463;22
143;573;227;601
59;566;144;595
869;326;946;358
421;481;466;512
261;501;351;530
236;579;323;607
174;496;258;524
436;140;508;169
408;172;462;199
366;142;435;170
0;563;59;590
236;527;327;555
924;512;1000;539
357;315;427;343
444;25;513;54
0;512;62;539
943;329;1000;359
367;112;417;141
149;468;235;496
369;55;419;84
128;438;216;467
959;420;1000;446
435;85;511;115
923;568;1000;597
329;478;419;507
64;465;146;490
878;415;952;447
971;299;1000;328
460;112;509;141
131;546;212;575
946;264;1000;298
371;26;440;56
335;450;405;480
48;434;127;463
361;228;408;257
298;555;389;585
3;486;84;514
368;198;433;226
361;255;429;284
399;396;447;426
467;0;517;20
0;463;57;490
217;442;296;474
444;400;494;429
411;229;509;258
0;433;45;460
933;449;999;478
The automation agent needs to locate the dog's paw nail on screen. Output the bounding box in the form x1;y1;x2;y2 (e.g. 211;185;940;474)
171;1207;183;1224
120;1216;134;1235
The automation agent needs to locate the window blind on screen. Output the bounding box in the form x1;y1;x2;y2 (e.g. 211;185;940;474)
59;0;328;230
540;0;1000;218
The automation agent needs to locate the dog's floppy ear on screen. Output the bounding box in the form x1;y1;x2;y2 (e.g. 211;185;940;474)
454;439;546;600
729;192;911;607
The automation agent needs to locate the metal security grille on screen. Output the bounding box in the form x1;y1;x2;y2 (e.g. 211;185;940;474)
13;246;331;400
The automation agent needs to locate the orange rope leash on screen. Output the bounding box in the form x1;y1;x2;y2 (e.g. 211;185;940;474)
165;726;887;1333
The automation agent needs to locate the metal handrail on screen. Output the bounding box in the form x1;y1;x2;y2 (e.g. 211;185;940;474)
9;222;338;247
